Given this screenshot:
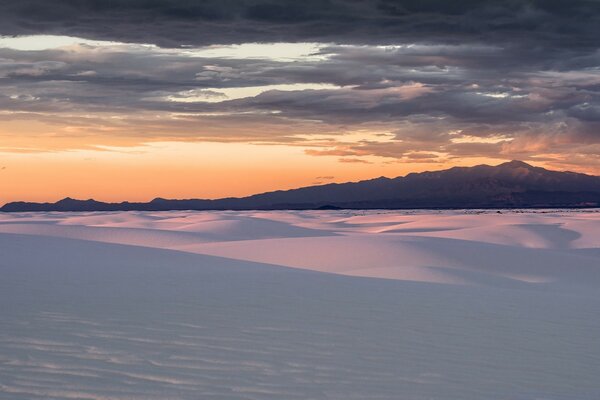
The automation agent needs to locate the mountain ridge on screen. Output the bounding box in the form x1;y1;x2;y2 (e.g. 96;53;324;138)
3;161;600;212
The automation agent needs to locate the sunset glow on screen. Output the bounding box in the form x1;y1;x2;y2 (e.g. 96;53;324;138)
1;1;599;204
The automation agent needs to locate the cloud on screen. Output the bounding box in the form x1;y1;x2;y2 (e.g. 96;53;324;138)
0;1;599;172
338;158;373;164
0;1;599;50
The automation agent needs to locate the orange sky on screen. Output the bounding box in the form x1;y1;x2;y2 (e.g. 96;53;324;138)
0;141;511;204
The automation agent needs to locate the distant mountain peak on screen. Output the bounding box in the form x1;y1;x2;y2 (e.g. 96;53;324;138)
56;197;76;204
498;160;535;169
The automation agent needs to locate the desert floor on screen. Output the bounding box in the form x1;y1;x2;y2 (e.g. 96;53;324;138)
1;210;599;399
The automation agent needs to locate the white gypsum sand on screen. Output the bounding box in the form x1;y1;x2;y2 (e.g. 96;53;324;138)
1;209;599;399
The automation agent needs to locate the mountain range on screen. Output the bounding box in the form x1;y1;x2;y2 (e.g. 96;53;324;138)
3;160;600;212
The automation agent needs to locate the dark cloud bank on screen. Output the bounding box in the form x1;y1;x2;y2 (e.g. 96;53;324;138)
1;0;599;48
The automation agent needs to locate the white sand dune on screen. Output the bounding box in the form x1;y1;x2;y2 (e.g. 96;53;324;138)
1;210;600;399
3;210;599;287
179;234;600;287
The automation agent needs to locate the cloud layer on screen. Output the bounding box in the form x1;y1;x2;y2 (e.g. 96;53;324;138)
1;0;600;170
1;0;599;48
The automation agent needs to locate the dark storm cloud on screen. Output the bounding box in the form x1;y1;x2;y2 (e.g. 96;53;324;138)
0;0;599;49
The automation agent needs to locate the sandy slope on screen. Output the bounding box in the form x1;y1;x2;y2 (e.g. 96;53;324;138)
2;209;600;287
1;210;600;399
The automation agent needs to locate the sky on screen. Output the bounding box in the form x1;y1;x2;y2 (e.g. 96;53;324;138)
1;0;599;203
